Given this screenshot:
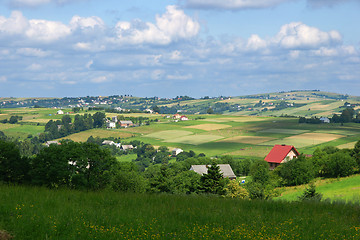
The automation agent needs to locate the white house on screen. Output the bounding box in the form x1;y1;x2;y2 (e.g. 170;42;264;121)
172;148;183;156
57;110;64;115
121;145;134;151
180;115;189;121
320;117;330;123
106;121;116;129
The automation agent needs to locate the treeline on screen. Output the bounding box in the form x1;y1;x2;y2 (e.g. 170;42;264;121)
299;108;360;124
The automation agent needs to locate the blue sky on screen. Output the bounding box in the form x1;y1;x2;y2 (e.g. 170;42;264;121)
0;0;359;98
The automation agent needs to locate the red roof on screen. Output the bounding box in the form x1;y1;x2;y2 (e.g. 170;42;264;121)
264;145;299;164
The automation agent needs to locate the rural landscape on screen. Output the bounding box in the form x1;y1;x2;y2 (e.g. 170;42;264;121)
1;90;360;239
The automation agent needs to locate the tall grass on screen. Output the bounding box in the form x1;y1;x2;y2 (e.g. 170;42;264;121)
1;184;360;239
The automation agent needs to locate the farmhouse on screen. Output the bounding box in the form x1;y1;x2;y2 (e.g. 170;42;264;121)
121;145;134;151
172;148;183;156
45;141;61;147
180;115;189;121
102;140;121;148
173;114;181;119
106;121;116;129
265;144;299;170
56;110;64;115
119;120;134;127
320;117;330;123
190;164;236;180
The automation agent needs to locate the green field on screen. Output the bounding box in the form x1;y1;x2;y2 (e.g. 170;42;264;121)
1;185;360;240
276;174;360;203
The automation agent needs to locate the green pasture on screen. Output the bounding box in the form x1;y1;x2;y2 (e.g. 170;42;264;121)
258;128;309;135
60;129;135;142
1;124;44;139
276;175;360;203
2;185;360;240
116;154;137;162
164;134;224;145
145;130;194;140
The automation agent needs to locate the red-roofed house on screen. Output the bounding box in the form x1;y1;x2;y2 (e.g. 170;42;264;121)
265;144;299;170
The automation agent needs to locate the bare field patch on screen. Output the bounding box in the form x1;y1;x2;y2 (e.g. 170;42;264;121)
218;136;275;144
164;134;223;145
184;124;231;131
59;129;134;142
289;133;343;141
22;118;52;123
217;117;269;122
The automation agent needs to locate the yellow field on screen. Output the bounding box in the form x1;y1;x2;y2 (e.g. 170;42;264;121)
218;136;275;144
224;146;272;158
59;129;134;142
288;133;343;142
216;117;269;122
22;119;52;123
164;134;224;145
338;142;357;149
184;124;232;131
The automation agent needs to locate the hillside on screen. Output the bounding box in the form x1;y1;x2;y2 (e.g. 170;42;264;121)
1;90;360;117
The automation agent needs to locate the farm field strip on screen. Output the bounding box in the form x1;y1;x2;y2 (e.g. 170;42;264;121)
224;146;273;157
184;123;232;131
258;128;309;134
59;129;134;142
145;130;193;140
338;141;357;149
164;134;224;145
217;135;275;144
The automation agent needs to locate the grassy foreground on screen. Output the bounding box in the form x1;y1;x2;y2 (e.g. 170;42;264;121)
1;185;360;239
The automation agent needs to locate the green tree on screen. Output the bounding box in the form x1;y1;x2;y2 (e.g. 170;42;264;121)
298;183;322;201
171;171;201;194
207;107;214;114
225;180;249;199
323;150;356;178
276;155;314;186
9;115;18;124
93;112;106;128
0;140;30;183
200;163;227;195
249;159;269;184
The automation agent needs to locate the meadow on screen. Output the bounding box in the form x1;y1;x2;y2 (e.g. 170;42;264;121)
1;184;360;240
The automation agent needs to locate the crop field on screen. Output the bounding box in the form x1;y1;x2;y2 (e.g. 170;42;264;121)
146;130;194;140
260;133;344;148
218;136;275;144
258;128;309;135
184;123;232;131
164;134;224;145
338;141;357;149
224;146;273;158
60;129;134;142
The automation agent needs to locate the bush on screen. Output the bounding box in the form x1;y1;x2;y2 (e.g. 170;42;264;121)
276;155;314;186
298;183;322;201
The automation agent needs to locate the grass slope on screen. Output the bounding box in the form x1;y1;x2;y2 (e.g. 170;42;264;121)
1;185;360;240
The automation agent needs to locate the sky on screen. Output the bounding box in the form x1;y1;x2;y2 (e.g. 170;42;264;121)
0;0;359;98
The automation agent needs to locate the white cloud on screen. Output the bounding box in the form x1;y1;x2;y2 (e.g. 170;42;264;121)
246;34;267;51
307;0;360;8
113;5;200;45
16;48;49;57
70;15;105;31
8;0;85;8
26;63;42;71
0;11;29;35
167;73;192;80
0;76;7;83
274;22;342;49
86;60;93;69
185;0;292;9
151;70;165;80
91;76;109;83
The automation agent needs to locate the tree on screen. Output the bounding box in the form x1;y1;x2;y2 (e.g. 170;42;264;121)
276;155;314;186
249;159;269;184
171;171;201;194
352;140;360;167
207;108;214;114
152;105;160;113
93;112;106;128
323;150;356;178
0;140;30;183
225;180;249;199
298;183;322;201
9;116;18;124
200;163;227;195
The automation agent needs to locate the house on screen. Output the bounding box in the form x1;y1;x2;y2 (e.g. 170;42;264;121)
119;120;134;128
106;121;116;129
190;164;236;180
265;144;299;170
172;148;183;156
45;141;61;147
121;145;134;151
112;116;118;123
180;115;188;121
173;114;181;119
57;110;64;115
320;117;330;123
102;140;121;148
145;109;154;114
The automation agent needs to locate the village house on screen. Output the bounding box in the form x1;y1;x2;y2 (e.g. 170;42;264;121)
180;115;189;121
264;144;299;170
173;114;181;119
172;148;183;156
112;116;118;122
320;117;330;123
121;145;134;151
190;164;236;180
102;140;121;148
106;121;116;129
119;120;134;128
45;140;61;147
56;110;64;115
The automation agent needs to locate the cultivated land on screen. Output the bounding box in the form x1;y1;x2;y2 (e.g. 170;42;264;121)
1;105;360;158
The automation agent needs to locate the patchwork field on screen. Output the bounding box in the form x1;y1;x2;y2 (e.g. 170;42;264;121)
258;128;310;135
60;129;134;142
224;146;273;158
145;130;193;140
184;123;232;131
164;134;224;145
261;133;344;148
338;141;357;149
218;136;275;144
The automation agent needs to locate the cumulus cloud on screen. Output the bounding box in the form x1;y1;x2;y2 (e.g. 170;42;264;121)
91;76;110;83
16;48;49;57
0;11;71;42
70;15;105;31
274;22;342;49
184;0;293;9
0;76;7;83
113;5;200;45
